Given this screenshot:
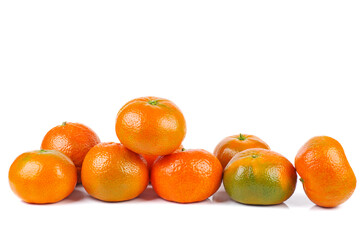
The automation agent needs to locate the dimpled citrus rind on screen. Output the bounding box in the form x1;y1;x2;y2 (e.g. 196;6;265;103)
151;149;222;203
81;142;149;202
224;148;297;205
8;150;77;204
295;136;356;208
115;97;186;156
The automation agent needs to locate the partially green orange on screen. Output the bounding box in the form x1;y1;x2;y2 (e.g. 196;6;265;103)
223;148;297;205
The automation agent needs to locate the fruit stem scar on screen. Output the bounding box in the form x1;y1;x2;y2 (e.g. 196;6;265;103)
39;149;47;153
62;121;67;126
251;154;258;159
300;178;304;183
181;148;186;152
238;133;247;141
148;100;159;106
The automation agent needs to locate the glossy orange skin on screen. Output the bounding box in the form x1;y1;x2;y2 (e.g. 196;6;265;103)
142;145;184;171
295;136;356;208
151;149;223;203
214;134;270;169
141;154;158;170
115;97;186;156
81;142;149;202
9;150;77;204
224;148;297;205
41;122;100;183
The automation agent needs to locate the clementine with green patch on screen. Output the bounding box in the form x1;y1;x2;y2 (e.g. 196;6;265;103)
223;148;297;205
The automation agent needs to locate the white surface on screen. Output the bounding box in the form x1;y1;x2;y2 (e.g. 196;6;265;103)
1;1;359;239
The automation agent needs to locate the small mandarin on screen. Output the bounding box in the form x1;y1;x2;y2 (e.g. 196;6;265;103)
214;133;270;169
115;96;186;156
151;149;223;203
224;148;297;205
295;136;356;208
9;150;77;204
41;122;100;183
81;142;148;202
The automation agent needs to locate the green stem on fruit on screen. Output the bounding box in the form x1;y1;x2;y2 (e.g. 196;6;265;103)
62;121;67;126
181;148;186;152
238;133;246;141
300;178;304;183
148;100;159;106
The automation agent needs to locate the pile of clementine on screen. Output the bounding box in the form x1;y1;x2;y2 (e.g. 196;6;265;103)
8;96;357;208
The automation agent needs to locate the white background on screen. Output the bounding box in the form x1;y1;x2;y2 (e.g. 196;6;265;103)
1;1;359;239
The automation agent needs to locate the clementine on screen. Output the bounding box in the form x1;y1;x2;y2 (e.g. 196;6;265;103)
81;142;148;202
214;133;270;168
9;150;77;204
151;149;222;203
295;136;356;208
223;148;297;205
41;122;100;183
115;97;186;156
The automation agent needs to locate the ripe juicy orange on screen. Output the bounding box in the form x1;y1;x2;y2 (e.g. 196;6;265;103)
223;148;297;205
295;136;356;208
9;150;77;204
41;122;100;183
115;96;186;156
214;133;270;168
151;149;222;203
81;142;148;202
142;145;184;171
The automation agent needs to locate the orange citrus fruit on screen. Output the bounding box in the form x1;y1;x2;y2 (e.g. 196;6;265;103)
115;96;186;156
41;121;100;183
214;133;270;168
295;136;356;208
81;142;149;202
223;148;297;205
9;150;77;204
142;145;184;171
151;149;222;203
